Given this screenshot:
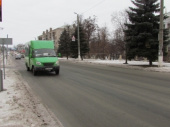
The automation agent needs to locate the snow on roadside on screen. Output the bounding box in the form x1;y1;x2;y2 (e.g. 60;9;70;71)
59;58;170;73
0;56;63;127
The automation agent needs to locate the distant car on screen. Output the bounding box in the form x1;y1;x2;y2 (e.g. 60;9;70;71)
21;54;25;58
15;54;21;59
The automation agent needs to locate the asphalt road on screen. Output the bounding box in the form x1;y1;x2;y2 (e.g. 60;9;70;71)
12;57;170;127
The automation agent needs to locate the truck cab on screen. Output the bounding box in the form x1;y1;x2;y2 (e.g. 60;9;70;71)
25;40;60;75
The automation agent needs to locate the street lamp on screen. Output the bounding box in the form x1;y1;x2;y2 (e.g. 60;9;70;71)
158;0;164;67
74;12;81;60
0;27;4;68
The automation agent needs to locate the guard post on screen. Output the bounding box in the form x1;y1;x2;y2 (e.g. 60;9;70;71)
0;69;3;92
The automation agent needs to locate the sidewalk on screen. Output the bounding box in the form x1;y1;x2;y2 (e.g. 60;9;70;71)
0;56;63;127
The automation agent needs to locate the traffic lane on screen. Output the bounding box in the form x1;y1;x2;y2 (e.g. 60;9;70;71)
14;59;170;127
54;62;170;127
11;56;25;68
13;59;170;127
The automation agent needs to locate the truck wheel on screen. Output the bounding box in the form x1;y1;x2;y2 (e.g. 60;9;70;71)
32;67;37;76
55;69;59;75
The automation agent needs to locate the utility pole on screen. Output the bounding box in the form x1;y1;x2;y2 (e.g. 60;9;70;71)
74;12;81;60
158;0;164;67
2;39;5;79
6;34;8;61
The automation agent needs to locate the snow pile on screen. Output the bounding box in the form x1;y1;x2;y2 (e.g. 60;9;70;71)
0;56;63;127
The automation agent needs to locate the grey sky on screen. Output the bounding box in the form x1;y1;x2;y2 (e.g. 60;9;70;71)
0;0;169;46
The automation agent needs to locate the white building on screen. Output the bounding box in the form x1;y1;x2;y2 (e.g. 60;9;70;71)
38;27;64;52
164;12;170;61
165;12;170;38
38;25;75;52
165;12;170;27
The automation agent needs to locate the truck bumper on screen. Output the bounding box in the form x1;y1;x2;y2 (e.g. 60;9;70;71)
34;66;60;71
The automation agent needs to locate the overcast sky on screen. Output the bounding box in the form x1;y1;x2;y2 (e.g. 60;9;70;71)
0;0;170;46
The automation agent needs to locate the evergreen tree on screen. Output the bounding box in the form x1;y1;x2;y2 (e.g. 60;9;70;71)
70;24;89;59
124;0;169;65
58;28;71;59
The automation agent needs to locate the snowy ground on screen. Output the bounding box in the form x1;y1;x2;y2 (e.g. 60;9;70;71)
0;56;63;127
0;56;170;127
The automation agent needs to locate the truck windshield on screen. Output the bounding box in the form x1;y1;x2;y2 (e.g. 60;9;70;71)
33;49;56;57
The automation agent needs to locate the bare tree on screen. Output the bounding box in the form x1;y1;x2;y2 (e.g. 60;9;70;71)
90;26;110;59
111;10;129;63
83;16;98;57
100;26;110;59
111;10;128;31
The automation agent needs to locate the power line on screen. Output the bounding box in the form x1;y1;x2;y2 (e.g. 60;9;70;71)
56;0;106;26
42;0;107;31
81;0;106;14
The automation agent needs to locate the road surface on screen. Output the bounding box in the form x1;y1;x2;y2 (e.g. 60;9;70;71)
11;58;170;127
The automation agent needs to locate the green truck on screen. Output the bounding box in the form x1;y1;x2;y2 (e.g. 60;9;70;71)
25;40;60;75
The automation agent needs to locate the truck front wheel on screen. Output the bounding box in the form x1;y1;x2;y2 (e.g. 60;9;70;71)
26;64;30;71
55;69;59;75
32;67;37;76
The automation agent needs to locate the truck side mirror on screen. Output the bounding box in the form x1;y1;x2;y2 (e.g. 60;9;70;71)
30;54;33;58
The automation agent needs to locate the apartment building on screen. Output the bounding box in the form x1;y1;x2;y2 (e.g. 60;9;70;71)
38;27;64;52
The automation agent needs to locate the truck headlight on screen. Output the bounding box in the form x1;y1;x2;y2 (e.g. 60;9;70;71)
36;61;41;65
56;61;59;65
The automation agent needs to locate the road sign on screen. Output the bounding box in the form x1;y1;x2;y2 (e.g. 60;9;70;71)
72;36;75;41
0;38;12;45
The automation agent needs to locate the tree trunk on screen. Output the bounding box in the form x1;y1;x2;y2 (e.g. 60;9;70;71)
124;45;128;64
88;40;90;58
149;59;152;66
67;52;69;60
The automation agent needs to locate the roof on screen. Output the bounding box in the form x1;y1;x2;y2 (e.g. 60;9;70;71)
30;40;54;49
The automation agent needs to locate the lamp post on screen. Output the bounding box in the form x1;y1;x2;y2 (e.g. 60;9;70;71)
0;27;4;91
74;12;81;60
158;0;164;67
0;27;4;70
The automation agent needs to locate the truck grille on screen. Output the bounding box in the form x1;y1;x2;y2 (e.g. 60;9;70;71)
43;63;54;67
